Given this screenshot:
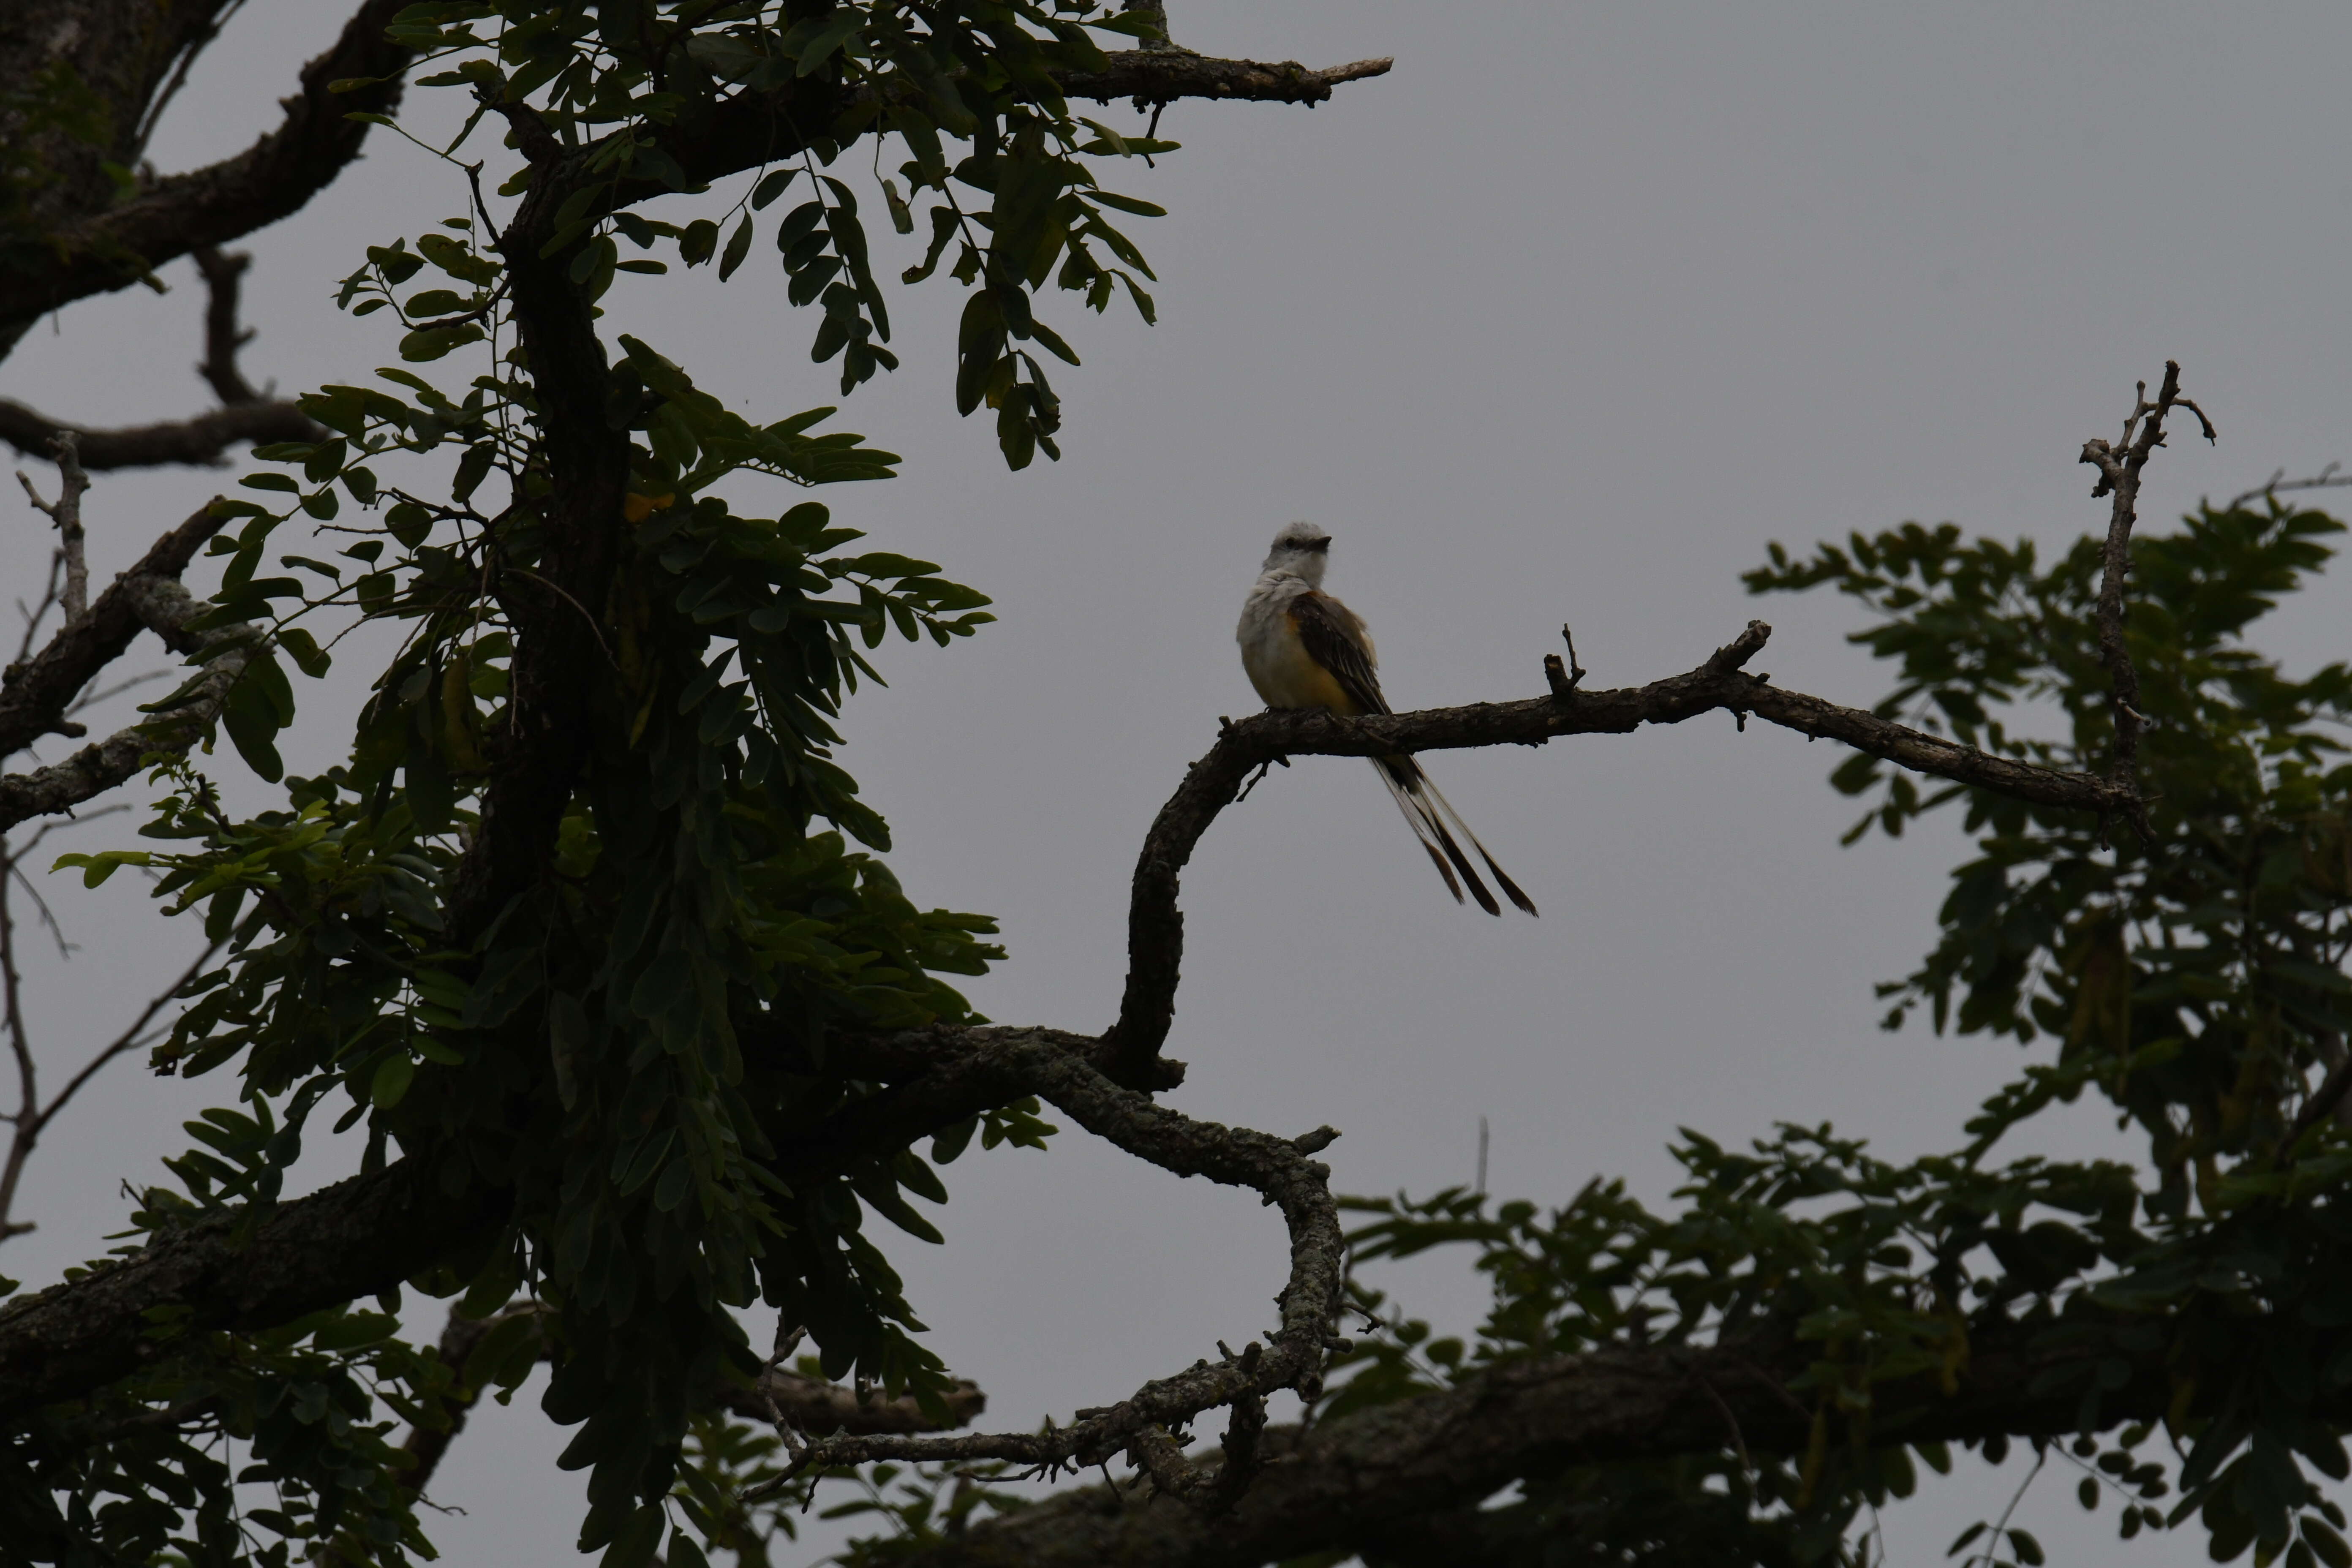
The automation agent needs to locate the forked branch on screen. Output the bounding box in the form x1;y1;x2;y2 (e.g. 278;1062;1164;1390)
0;247;322;472
2077;359;2213;833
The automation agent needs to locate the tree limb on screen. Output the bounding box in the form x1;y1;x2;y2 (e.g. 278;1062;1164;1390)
0;400;324;472
0;1157;508;1421
0;245;323;472
748;1034;1342;1498
1104;619;2144;1073
0;501;228;760
0;0;413;333
395;1302;986;1502
0;559;259;831
2077;359;2212;839
1057;54;1393;106
877;1315;2224;1568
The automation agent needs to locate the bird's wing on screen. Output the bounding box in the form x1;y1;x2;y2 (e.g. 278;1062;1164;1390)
1289;591;1389;716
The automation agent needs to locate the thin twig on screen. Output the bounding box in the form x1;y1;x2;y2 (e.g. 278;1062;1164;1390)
2224;461;2350;513
17;434;90;620
499;568;618;668
0;916;219;1245
0;838;35;1238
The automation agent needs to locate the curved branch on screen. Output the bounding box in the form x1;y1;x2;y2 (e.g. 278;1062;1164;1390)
746;1035;1342;1499
397;1302;985;1501
0;0;413;329
1104;620;2142;1073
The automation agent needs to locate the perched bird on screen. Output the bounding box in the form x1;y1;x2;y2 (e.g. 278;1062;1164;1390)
1236;522;1538;916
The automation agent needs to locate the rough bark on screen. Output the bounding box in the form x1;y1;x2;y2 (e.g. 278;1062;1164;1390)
0;0;412;344
0;1157;506;1420
0;500;226;758
885;1317;2209;1568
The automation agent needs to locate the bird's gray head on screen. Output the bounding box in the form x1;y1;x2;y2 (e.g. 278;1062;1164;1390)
1261;520;1332;586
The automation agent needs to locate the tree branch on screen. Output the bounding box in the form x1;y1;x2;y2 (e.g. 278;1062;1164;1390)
0;503;226;759
2077;359;2211;837
392;1302;987;1503
1057;53;1393;106
0;1021;1072;1417
0;572;259;831
0;400;324;472
877;1315;2230;1568
747;1035;1343;1501
14;435;87;617
0;244;323;472
1103;619;2142;1074
0;1157;508;1421
0;0;413;332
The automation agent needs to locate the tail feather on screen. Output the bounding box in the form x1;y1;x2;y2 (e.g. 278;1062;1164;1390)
1375;766;1472;906
1375;757;1539;917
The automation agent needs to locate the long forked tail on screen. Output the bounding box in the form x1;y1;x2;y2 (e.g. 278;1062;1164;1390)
1371;756;1539;917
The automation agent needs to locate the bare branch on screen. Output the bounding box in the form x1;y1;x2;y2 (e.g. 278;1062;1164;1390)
16;435;89;619
0;247;322;471
0;908;215;1246
0;838;35;1240
0;397;321;473
1058;53;1394;106
2225;460;2351;514
2077;359;2211;837
191;247;261;407
1103;619;2139;1074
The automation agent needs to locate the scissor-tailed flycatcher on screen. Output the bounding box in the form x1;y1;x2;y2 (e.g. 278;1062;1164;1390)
1236;521;1538;916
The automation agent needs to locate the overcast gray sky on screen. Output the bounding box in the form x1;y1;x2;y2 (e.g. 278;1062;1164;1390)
8;3;2352;1563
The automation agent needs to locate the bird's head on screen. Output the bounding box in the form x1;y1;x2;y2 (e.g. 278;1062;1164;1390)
1262;520;1332;586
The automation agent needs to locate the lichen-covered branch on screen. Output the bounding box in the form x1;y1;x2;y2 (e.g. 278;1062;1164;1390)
0;502;228;760
0;1158;508;1421
397;1303;985;1502
0;576;258;831
1058;53;1393;105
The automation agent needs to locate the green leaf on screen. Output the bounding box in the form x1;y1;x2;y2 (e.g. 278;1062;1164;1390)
371;1053;415;1110
601;1506;667;1568
718;214;755;281
278;628;332;678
